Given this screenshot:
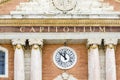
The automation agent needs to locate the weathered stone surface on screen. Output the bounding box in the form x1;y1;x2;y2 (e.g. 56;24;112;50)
88;45;101;80
106;46;116;80
10;0;120;18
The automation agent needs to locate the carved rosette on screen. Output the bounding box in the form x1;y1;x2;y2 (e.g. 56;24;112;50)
52;0;77;11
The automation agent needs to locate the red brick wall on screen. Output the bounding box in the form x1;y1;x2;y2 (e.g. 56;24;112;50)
116;44;120;80
0;44;14;80
105;0;120;11
42;44;88;80
0;0;28;14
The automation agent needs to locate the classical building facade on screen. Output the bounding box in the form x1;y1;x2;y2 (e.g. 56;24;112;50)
0;0;120;80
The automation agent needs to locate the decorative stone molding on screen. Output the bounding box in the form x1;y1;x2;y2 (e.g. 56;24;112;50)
104;38;118;45
0;0;9;5
10;0;119;19
29;39;43;47
89;44;98;49
54;72;77;80
106;44;115;49
87;38;102;45
12;39;26;45
115;0;120;3
0;33;118;40
1;19;120;27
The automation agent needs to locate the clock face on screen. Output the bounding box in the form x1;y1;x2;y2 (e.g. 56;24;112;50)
53;47;77;69
52;0;77;11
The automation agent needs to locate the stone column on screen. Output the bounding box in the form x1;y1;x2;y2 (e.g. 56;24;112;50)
29;39;43;80
88;39;101;80
105;39;117;80
12;39;26;80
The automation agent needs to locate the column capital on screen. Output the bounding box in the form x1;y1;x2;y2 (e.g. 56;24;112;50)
12;39;26;45
29;39;43;46
87;38;102;45
104;38;118;45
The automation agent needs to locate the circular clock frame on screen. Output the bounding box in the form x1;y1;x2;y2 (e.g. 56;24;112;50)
53;46;77;70
52;0;77;11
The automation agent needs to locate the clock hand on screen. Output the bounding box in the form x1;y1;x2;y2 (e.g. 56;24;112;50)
58;52;64;57
58;52;67;60
63;51;67;60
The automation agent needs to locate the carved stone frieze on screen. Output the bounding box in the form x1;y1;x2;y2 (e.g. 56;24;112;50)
9;0;120;18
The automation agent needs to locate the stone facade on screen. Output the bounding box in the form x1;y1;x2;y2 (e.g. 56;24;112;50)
0;43;120;80
0;0;120;15
0;0;120;80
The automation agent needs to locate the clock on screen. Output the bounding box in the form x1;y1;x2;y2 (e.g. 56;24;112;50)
53;47;77;69
52;0;77;11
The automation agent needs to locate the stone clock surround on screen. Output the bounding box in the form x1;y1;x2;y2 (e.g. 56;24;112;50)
53;46;77;70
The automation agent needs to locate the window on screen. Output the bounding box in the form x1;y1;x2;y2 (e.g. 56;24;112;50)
0;47;8;77
0;51;5;75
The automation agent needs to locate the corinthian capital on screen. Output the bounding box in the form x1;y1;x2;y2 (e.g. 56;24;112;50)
87;38;102;45
104;38;118;45
29;39;43;47
12;39;26;45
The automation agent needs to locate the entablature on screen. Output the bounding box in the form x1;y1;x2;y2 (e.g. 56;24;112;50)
0;19;120;27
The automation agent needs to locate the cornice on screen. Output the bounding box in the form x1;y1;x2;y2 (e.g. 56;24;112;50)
0;19;120;27
115;0;120;3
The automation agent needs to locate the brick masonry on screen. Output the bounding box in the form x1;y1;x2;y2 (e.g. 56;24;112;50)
116;44;120;80
0;0;28;14
42;44;88;80
0;44;14;80
105;0;120;11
